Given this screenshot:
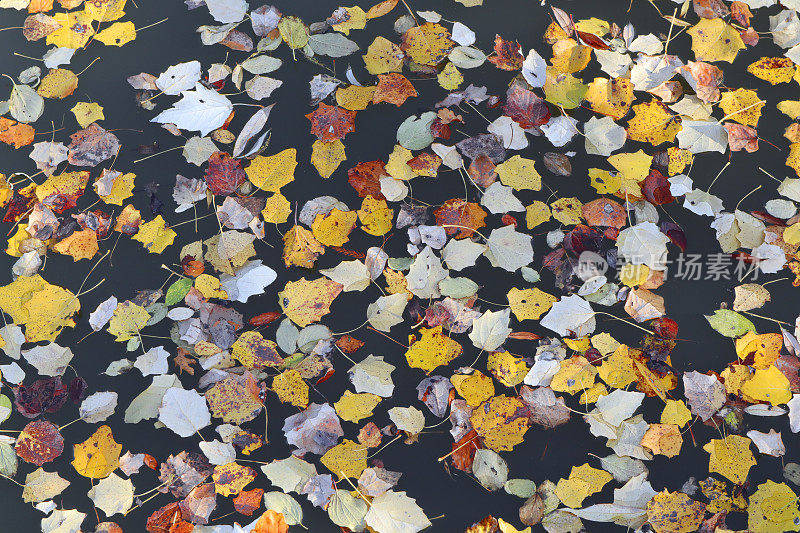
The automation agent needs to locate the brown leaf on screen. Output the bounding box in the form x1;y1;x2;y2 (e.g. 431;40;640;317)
503;83;551;129
373;73;418;106
434;198;487;239
234;488;264;516
305;103;356;142
348;160;387;199
205;151;246;196
488;35;523;70
15;420;64;466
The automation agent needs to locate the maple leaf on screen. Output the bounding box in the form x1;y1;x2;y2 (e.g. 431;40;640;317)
205;151;246;195
488;34;523;70
305;103;356;142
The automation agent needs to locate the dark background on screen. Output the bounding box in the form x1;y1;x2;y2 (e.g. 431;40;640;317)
0;0;798;531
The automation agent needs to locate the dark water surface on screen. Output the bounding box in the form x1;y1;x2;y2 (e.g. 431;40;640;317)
0;0;798;531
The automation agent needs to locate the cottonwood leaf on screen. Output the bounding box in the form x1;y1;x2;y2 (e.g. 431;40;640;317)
158;387;211;437
365;490;431;533
151;83;233;136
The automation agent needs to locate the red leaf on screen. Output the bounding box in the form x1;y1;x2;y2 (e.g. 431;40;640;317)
488;34;523;71
306;103;356;142
16;420;64;466
205;151;246;196
503;83;551;129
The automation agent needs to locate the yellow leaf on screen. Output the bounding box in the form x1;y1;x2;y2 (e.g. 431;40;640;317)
94;21;135;46
107;300;149;342
195;274;228;299
0;274;79;343
246;148;297;192
283;225;324;268
405;326;462;373
778;100;800;119
525;201;551;229
385;144;416;181
620;264;649;287
735;331;781;369
362;36;404;75
36;171;90;206
261;193;291;224
47;11;95;49
507;287;557;321
720;364;752;396
470;395;530;452
748;480;800;533
555;464;612;508
312;208;357;246
53;228;98;261
438;62;463;90
666;147;693;176
598;344;637;388
71;425;121;479
357;195;392;236
335;85;376;111
640;423;682;457
206;372;263;424
626;101;681;145
400;22;453;66
687;18;744;63
496;155;542;191
579;382;607;405
608;150;653;182
278;277;343;327
231;331;283;368
543;66;588;109
213;463;256;496
551;38;592;73
321;439;368;480
71;102;105;128
660;399;692;427
96;171;135;205
584;77;634;119
498;519;531;533
37;69;78;99
334;390;381;422
311;139;347;179
589;168;621;195
647;491;706;533
132;215;176;253
273;369;309;408
719;88;764;127
703;435;755;485
550;197;583;225
486;351;528;387
84;0;127;21
741;365;792;405
451;370;494;407
330;6;366;35
551;357;597;394
748;57;796;85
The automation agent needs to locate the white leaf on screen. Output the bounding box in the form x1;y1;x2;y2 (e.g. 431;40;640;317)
522;48;547;87
206;0;248;23
367;294;408;332
442;238;486;271
321;260;371;292
481;183;524;214
676;120;728;154
585;116;626;156
616;222;669;270
199;440;237;465
540;295;596;337
486;225;533;272
87;473;133;516
134;346;170;376
79;392;118;423
469;309;511;351
350;355;395;397
22;343;73;376
156;61;202;95
151;83;233;136
541;115;579;147
388;406;425;434
220;260;277;302
41;509;85;533
406;246;448;299
365;491;431;533
233;104;273;157
487;116;528;150
158;387;211;437
452;22;476;46
747;429;785;456
89;296;117;332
